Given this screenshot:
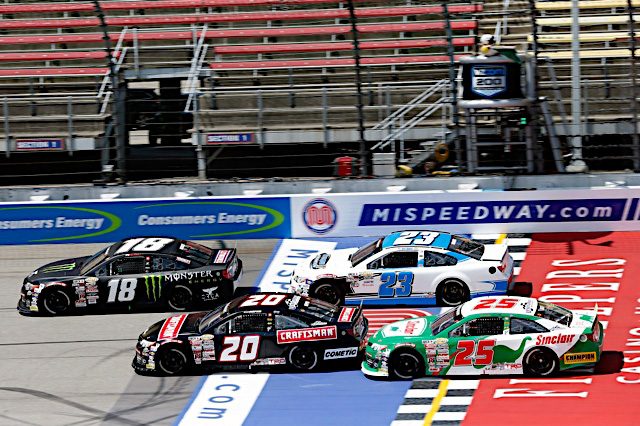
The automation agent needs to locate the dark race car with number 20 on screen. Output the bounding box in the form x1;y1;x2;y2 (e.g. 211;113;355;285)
18;237;242;316
132;292;368;375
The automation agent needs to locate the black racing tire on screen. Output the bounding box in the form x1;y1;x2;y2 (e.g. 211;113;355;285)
156;344;191;376
40;287;73;315
389;349;425;380
523;347;559;377
167;284;194;311
288;345;319;371
436;278;470;307
310;281;344;305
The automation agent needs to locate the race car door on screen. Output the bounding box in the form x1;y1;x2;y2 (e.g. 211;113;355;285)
365;250;420;300
446;315;504;375
420;250;459;295
96;255;146;308
214;312;269;366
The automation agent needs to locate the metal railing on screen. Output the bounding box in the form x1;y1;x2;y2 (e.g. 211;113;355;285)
370;79;451;153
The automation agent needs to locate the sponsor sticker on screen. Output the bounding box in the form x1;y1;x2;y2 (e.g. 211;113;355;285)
302;198;337;235
471;65;507;97
338;307;357;323
564;351;597;364
159;314;188;340
535;334;575;345
276;325;337;344
214;249;231;264
324;347;358;360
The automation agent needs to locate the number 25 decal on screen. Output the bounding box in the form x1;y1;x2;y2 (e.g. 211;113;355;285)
220;335;261;362
474;298;519;310
378;271;413;297
454;339;495;366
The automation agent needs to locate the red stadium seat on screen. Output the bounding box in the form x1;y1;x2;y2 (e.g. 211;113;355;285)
0;6;479;30
209;54;462;70
0;21;477;45
213;37;475;54
0;1;481;15
0;67;108;77
0;51;110;62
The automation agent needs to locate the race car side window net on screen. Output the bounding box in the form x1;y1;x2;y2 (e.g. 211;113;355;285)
510;317;549;334
450;317;504;338
378;251;418;269
275;315;309;330
424;252;457;267
232;313;269;333
110;256;145;275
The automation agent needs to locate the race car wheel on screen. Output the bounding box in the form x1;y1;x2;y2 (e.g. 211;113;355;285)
156;345;190;376
436;279;470;307
167;285;194;311
41;287;72;315
390;349;425;380
523;348;558;377
311;281;344;305
288;345;319;371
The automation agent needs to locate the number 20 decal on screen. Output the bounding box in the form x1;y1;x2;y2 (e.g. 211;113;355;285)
453;339;495;366
240;294;287;307
378;271;413;297
220;335;261;362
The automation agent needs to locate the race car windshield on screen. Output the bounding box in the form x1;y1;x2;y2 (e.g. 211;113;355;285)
448;236;485;260
80;246;111;275
198;303;229;332
351;238;383;266
431;306;462;335
535;301;573;326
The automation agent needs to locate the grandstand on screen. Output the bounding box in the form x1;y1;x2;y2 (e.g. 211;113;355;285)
0;0;638;182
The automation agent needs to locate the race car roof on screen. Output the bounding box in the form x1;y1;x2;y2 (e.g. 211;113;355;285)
109;237;215;261
381;231;453;249
227;293;340;320
460;296;538;318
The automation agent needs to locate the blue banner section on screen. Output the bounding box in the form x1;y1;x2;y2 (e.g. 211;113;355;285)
359;198;626;226
0;197;291;245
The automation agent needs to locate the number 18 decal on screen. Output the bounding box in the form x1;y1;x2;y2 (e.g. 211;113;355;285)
220;335;261;362
454;339;495;366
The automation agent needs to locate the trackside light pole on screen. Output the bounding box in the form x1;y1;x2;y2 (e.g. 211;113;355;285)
443;3;461;171
628;0;640;171
92;0;126;182
346;0;368;176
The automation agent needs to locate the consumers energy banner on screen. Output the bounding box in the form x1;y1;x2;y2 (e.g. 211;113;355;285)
290;189;640;237
0;197;290;245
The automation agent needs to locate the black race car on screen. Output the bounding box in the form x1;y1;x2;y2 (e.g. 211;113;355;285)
132;292;368;375
18;237;242;316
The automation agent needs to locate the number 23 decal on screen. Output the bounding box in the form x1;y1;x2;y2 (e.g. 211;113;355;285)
453;339;495;366
378;271;413;297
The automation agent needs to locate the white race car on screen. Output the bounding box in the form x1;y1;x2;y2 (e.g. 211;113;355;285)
290;230;531;306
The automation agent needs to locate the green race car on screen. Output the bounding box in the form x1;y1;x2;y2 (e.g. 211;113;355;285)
362;296;604;379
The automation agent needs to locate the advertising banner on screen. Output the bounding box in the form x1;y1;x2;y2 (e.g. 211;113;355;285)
290;189;640;237
0;197;290;245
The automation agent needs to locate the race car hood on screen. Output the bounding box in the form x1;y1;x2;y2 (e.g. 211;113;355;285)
296;248;358;279
27;256;90;282
481;243;508;262
371;316;434;344
141;312;207;341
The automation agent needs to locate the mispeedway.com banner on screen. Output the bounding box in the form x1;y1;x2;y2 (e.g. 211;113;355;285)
2;188;640;244
289;189;640;237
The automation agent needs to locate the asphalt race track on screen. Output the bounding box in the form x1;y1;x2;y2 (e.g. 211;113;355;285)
1;233;639;425
0;240;274;426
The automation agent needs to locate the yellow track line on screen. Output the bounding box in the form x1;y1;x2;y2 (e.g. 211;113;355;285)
422;379;450;426
496;233;507;244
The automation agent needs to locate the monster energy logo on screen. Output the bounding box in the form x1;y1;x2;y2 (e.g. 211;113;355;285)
144;275;163;301
42;263;76;273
